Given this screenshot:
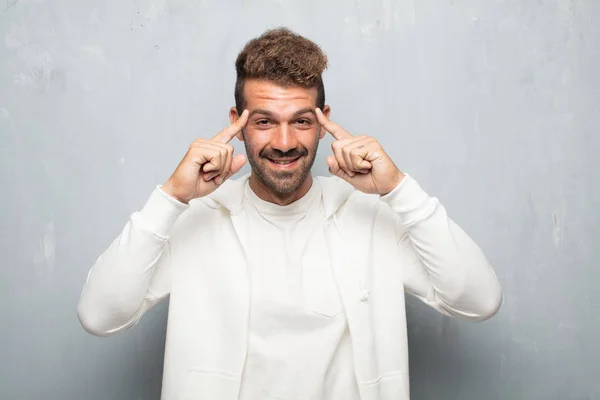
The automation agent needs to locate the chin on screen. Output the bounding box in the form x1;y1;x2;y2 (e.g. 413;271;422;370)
249;153;316;196
257;168;305;194
266;176;304;194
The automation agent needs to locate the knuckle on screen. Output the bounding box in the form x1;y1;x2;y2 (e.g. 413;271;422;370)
191;143;208;152
186;148;200;158
192;147;209;158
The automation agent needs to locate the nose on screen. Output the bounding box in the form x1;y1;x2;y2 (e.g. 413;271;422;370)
270;124;298;153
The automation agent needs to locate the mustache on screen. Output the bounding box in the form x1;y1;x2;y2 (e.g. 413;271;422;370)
260;148;308;159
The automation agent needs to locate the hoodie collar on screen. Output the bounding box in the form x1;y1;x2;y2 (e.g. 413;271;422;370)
200;173;355;219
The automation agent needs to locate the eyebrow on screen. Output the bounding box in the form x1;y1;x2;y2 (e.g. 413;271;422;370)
249;108;316;119
291;108;317;118
249;109;274;118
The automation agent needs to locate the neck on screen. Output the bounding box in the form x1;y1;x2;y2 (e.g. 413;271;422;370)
249;173;314;206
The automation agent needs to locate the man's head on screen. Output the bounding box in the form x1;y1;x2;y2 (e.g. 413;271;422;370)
230;28;330;203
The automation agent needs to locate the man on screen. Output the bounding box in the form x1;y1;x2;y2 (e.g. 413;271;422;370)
78;28;502;400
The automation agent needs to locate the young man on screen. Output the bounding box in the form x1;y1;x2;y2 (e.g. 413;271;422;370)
78;28;502;400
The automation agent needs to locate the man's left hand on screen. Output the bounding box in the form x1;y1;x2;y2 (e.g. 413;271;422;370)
316;108;405;196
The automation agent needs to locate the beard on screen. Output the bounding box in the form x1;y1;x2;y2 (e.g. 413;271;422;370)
244;136;319;195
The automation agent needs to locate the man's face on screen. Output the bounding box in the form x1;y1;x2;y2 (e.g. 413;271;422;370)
231;79;329;196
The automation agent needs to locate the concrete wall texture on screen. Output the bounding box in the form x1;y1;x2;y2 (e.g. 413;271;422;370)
1;1;598;399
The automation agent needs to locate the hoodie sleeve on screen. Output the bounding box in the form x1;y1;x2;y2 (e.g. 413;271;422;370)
380;175;502;321
77;186;189;336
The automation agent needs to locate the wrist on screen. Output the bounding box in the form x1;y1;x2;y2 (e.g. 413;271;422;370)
380;170;406;196
161;181;190;204
139;186;190;238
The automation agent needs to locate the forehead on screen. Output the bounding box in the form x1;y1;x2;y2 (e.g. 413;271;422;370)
243;79;318;115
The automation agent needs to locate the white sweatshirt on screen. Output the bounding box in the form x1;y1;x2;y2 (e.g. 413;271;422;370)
238;180;360;399
77;173;502;400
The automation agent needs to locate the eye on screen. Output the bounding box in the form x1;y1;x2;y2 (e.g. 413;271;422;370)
255;119;272;127
295;118;312;127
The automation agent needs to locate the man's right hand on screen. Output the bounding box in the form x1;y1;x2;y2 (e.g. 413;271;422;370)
162;110;249;204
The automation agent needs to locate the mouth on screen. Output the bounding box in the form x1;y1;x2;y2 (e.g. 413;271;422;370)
266;157;301;169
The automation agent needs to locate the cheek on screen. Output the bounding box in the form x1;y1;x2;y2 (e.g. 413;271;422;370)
244;129;271;152
298;128;321;148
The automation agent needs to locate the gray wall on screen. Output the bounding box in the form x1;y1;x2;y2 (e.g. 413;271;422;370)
1;1;598;399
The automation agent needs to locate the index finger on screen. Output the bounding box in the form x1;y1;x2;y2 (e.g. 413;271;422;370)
212;109;249;144
315;108;352;140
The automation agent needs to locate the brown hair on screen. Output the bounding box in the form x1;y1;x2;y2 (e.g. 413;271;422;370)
234;27;328;113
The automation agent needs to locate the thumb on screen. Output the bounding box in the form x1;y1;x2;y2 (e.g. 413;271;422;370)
326;156;339;175
230;153;247;175
216;154;247;185
327;156;350;181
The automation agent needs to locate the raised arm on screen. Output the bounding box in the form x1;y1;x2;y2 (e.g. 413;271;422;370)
77;111;249;336
77;189;187;336
382;175;502;321
315;108;502;321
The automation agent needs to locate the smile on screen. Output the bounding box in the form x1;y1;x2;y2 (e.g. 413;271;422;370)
267;157;301;168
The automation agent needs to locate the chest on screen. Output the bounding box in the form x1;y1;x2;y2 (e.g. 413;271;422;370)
245;220;344;323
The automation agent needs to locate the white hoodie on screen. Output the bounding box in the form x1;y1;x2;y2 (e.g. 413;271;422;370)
77;173;502;400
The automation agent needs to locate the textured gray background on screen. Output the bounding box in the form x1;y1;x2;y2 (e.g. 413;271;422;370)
1;1;598;399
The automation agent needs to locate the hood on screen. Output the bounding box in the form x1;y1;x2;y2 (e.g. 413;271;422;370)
199;173;355;219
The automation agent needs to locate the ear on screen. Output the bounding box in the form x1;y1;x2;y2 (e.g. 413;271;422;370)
229;107;244;141
319;105;331;139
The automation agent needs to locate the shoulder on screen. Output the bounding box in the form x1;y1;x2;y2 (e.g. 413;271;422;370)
315;175;382;218
168;196;222;239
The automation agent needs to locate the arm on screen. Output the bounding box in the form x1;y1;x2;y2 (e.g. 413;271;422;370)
77;111;249;336
77;187;188;336
314;109;502;320
381;175;502;321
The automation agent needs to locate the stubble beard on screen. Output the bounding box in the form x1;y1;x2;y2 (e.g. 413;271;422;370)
244;138;319;195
